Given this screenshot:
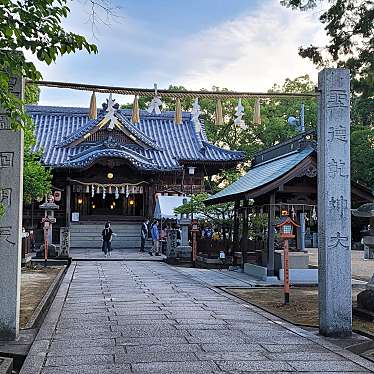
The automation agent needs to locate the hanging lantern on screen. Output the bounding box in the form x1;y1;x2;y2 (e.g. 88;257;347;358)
276;216;300;239
215;99;223;126
86;185;90;193
91;185;95;197
120;186;125;194
174;98;182;125
108;186;112;194
126;185;129;198
88;91;97;120
96;185;100;194
115;187;119;199
132;95;140;123
102;187;106;200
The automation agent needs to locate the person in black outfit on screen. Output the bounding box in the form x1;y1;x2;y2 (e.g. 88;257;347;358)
102;222;113;257
140;219;149;252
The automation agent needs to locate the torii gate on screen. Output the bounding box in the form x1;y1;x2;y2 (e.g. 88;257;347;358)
0;68;351;339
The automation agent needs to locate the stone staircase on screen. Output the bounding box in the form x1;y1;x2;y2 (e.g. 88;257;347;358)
69;222;152;250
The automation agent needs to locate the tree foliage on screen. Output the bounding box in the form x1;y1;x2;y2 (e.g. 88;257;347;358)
281;0;374;188
174;193;234;225
0;0;98;211
281;0;373;125
351;125;374;188
0;0;97;130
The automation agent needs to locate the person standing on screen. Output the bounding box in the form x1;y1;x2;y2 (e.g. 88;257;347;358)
140;219;149;253
102;222;113;258
150;220;160;256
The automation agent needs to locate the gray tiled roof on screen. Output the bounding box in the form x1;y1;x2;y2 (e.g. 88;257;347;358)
26;105;244;171
206;147;314;203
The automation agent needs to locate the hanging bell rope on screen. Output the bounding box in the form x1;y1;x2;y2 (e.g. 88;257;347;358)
253;98;261;125
28;80;317;99
174;98;182;125
215;98;224;126
132;95;140;123
88;91;97;120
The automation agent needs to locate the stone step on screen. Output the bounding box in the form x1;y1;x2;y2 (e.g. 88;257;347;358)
69;223;147;249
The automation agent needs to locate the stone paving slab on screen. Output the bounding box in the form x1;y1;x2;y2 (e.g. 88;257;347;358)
20;260;374;374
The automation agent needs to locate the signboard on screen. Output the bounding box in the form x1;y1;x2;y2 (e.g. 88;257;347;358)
71;212;80;222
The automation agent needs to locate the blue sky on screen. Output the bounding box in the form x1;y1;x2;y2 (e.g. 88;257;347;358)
29;0;324;107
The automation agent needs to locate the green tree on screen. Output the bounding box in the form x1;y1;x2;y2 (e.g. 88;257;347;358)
280;0;373;126
0;0;97;130
0;0;98;215
174;193;234;226
351;126;374;188
281;0;374;188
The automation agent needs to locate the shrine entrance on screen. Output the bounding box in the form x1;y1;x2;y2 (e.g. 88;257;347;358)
71;182;146;220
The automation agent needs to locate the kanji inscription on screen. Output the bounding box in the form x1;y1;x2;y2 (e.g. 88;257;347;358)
328;195;348;217
327;89;349;109
0;187;12;207
0;226;15;246
0;152;14;168
327;159;348;178
328;232;349;250
328;125;348;143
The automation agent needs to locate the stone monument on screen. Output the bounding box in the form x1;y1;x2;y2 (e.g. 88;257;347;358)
166;229;178;261
0;75;24;340
318;68;351;337
176;216;192;260
59;227;70;258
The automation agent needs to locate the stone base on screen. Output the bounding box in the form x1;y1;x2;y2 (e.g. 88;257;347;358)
357;289;374;312
275;250;310;271
279;269;318;284
176;245;192;259
0;357;12;374
243;263;268;281
37;244;59;258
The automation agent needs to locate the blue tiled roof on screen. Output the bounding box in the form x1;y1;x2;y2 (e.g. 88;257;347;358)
206;147;314;203
26;106;245;171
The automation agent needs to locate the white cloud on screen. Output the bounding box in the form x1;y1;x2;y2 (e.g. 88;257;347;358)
158;0;326;91
30;0;326;107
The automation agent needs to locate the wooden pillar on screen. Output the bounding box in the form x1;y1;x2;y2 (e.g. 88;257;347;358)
267;192;275;276
232;200;240;266
147;184;154;219
66;183;71;227
241;198;249;269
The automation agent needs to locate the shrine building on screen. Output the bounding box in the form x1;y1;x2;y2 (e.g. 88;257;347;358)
23;101;244;239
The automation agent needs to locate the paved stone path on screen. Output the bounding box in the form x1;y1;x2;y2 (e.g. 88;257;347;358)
68;247;167;261
21;261;374;373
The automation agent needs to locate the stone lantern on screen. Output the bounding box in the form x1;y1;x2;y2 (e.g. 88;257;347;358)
38;195;59;261
352;203;374;312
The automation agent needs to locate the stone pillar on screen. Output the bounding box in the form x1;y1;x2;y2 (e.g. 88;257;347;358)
318;68;351;337
0;75;24;340
232;200;240;265
297;212;306;251
241;199;249;269
267;192;275;276
66;183;71;227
